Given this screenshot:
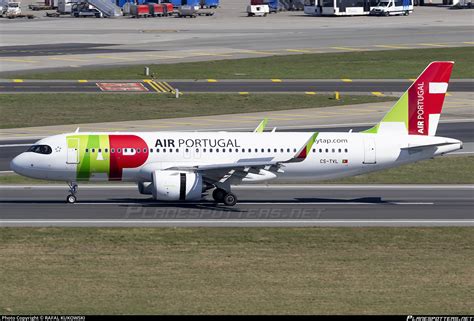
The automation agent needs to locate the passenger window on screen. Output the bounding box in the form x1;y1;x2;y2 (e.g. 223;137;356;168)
345;148;348;153
137;148;140;153
105;148;108;153
332;149;335;153
325;149;328;153
216;149;219;152
274;148;277;153
319;149;322;153
338;149;341;153
92;148;95;153
210;149;213;153
203;148;206;153
293;148;297;152
118;148;121;153
85;148;89;153
261;148;264;153
143;148;147;153
222;149;225;153
98;149;102;153
312;149;316;153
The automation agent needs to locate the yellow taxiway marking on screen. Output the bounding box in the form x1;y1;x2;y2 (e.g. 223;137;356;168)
143;79;165;93
207;79;218;83
286;49;313;53
341;79;352;82
238;50;277;55
418;43;448;47
161;82;175;92
375;45;410;49
0;58;38;63
239;92;249;95
95;56;136;61
141;54;182;59
409;78;417;82
463;42;474;45
48;57;89;62
371;92;385;97
445;92;451;97
155;82;170;93
305;92;316;95
77;80;88;83
235;115;267;120
12;79;23;83
331;47;363;51
271;79;282;83
192;52;233;57
200;118;256;124
272;113;307;117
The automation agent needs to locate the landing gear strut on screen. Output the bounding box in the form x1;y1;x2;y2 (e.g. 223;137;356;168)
212;188;237;206
66;182;78;204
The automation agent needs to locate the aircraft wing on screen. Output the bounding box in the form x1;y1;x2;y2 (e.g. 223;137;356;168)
163;133;318;184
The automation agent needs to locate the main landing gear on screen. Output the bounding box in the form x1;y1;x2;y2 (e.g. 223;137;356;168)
212;188;237;206
66;182;78;204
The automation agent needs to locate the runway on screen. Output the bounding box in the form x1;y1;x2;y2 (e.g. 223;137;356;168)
0;79;472;94
0;185;473;227
1;121;472;172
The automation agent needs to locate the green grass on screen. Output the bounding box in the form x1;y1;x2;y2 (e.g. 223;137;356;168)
7;47;474;79
0;227;472;314
2;156;472;185
0;93;392;129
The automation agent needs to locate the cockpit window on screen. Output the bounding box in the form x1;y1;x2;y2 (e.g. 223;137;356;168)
27;145;52;155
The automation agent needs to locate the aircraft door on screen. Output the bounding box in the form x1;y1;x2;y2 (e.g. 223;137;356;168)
363;138;376;164
67;138;80;164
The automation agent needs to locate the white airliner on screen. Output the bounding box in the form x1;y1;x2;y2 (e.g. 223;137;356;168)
11;62;462;206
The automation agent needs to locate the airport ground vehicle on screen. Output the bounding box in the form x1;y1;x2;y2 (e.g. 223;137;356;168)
370;0;413;15
11;62;462;206
247;4;270;16
304;0;375;15
0;1;21;17
71;1;103;17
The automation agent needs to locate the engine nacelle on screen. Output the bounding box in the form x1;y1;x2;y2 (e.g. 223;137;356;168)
151;170;203;201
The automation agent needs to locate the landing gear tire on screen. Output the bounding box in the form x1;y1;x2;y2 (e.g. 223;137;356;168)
212;188;226;202
223;193;237;206
67;182;78;204
66;194;77;204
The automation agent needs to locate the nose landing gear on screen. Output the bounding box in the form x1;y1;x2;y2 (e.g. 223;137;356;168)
66;182;78;204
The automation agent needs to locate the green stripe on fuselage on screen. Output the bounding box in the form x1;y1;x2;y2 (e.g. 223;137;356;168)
67;134;110;181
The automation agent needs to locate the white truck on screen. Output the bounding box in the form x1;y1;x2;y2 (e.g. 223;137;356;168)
370;0;413;16
247;4;269;16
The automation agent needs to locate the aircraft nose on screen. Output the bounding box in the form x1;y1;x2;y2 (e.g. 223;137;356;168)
10;153;31;176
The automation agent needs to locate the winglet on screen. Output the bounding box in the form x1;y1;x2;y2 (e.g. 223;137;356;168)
253;118;268;133
287;132;318;163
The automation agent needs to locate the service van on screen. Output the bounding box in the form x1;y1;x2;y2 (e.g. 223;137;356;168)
370;0;413;16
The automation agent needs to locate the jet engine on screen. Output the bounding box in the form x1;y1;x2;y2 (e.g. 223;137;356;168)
151;170;203;201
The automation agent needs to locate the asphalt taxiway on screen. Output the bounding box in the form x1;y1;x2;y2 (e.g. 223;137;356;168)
0;79;472;94
0;185;473;227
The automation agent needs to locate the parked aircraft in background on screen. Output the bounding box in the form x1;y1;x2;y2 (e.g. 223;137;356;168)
11;62;462;206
